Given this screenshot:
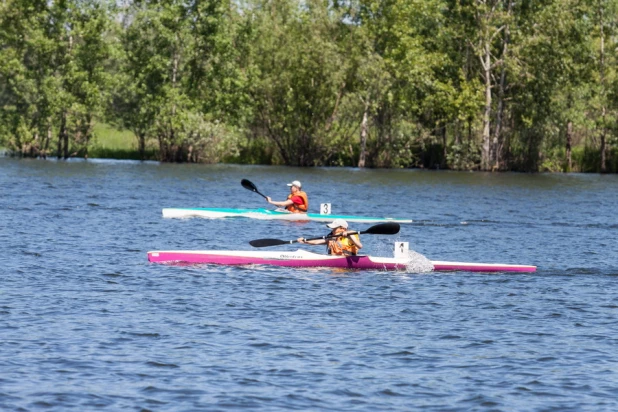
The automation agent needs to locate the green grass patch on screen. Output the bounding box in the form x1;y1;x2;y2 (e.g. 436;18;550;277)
89;122;158;160
93;123;137;149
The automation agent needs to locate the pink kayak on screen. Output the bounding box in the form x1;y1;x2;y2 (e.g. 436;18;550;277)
147;249;536;273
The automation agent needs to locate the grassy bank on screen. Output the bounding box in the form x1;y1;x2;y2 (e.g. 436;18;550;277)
90;123;158;160
4;122;614;172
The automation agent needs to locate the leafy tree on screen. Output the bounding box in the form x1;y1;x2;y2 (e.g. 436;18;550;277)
0;0;114;158
246;0;350;166
113;0;244;162
346;0;480;169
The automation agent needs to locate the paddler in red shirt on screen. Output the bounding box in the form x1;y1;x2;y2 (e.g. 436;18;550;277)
266;180;309;213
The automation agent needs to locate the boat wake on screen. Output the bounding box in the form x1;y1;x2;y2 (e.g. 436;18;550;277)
404;250;434;273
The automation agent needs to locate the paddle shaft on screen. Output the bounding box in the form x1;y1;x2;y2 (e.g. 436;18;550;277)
303;230;360;243
249;232;357;248
249;223;400;248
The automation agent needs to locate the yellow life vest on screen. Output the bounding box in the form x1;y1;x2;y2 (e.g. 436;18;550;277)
327;230;360;256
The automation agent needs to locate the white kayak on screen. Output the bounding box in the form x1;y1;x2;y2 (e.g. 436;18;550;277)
147;249;537;273
162;207;413;224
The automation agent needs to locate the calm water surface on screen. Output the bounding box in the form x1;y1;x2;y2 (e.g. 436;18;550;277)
1;157;618;411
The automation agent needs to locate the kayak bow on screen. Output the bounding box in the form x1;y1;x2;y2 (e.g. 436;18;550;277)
147;249;536;273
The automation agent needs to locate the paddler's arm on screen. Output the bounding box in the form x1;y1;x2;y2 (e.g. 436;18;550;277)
297;237;326;245
266;196;293;207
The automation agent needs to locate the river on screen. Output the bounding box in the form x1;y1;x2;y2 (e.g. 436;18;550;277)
1;157;617;410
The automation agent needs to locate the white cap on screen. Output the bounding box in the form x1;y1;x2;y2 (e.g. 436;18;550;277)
326;219;348;229
287;180;302;188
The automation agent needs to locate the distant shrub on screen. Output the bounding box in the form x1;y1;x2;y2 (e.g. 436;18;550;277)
227;136;281;165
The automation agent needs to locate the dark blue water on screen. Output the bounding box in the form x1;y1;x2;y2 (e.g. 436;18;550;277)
2;157;618;411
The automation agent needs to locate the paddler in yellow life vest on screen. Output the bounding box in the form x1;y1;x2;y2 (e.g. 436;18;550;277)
297;219;363;256
266;180;308;213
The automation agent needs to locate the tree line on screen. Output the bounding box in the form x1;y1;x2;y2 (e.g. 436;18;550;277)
1;0;617;172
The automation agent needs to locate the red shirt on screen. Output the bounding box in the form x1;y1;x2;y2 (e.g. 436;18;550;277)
289;195;304;206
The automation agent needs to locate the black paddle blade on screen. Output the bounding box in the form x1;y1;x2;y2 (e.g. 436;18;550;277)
249;238;293;248
241;179;268;199
363;222;400;235
241;179;258;192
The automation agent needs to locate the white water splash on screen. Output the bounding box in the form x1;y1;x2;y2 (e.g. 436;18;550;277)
404;250;435;273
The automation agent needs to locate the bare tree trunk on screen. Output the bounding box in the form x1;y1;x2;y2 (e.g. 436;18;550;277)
42;122;51;159
157;135;165;162
63;119;69;159
170;42;180;162
358;100;369;168
441;126;447;169
481;43;492;171
57;112;67;158
599;5;607;173
63;137;69;159
467;118;473;147
63;34;73;160
493;0;512;171
138;132;146;160
600;112;606;173
57;127;62;159
84;113;93;159
565;120;572;172
32;132;40;157
454;119;461;146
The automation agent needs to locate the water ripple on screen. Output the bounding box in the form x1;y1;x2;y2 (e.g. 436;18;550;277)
2;159;618;410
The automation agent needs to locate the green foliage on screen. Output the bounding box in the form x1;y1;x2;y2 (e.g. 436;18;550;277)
0;0;116;158
108;0;248;162
229;136;281;165
447;141;482;171
246;0;351;166
572;145;618;173
539;147;567;173
92;123;137;150
0;0;616;171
